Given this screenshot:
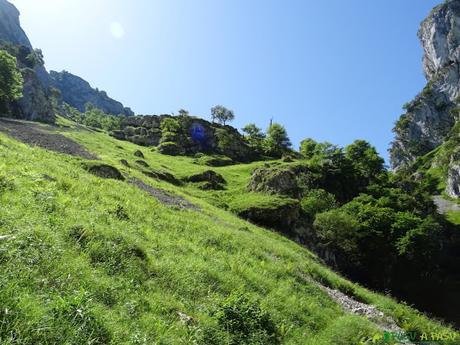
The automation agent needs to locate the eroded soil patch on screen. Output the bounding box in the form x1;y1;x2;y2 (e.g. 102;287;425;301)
0;118;96;159
129;178;199;210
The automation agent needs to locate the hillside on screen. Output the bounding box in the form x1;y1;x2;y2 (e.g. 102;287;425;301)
0;116;457;344
1;0;460;344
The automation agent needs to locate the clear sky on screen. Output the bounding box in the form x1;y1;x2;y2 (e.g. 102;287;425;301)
9;0;441;162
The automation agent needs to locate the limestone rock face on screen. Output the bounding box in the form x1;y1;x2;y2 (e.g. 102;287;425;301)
447;157;460;197
111;115;258;162
391;0;460;169
0;0;54;122
0;0;31;47
0;0;133;121
49;71;134;116
13;68;54;122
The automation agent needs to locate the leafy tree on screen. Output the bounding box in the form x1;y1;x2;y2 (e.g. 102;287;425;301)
300;189;336;220
314;142;345;165
345;140;385;181
264;123;291;158
0;50;23;112
211;105;235;125
64;103;124;131
299;138;318;159
242;123;265;153
178;109;189;117
314;209;361;261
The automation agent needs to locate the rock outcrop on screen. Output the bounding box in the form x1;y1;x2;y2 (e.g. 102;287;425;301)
0;0;33;48
0;0;54;122
111;115;258;162
391;0;460;169
248;166;300;198
49;71;134;116
0;0;133;121
447;160;460;197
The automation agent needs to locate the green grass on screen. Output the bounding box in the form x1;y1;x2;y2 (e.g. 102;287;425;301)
446;210;460;225
0;119;457;344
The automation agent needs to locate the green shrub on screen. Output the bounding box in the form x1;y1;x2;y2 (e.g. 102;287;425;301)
202;292;280;345
301;189;336;219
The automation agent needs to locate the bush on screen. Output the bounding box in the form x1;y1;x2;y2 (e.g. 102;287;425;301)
301;189;336;219
202;292;280;345
314;209;361;259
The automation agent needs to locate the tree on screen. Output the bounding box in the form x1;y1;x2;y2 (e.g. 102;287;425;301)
0;50;23;112
299;138;318;159
242;123;265;153
264;123;291;158
314;209;361;260
345;140;385;180
178;109;189;117
211;105;235;125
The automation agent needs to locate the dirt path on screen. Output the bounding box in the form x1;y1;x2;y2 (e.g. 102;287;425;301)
0;118;97;160
433;195;460;214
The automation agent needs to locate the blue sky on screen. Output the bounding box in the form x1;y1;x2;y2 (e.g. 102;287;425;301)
10;0;441;161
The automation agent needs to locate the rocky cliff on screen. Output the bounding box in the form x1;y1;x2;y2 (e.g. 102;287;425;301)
49;71;134;116
390;0;460;169
0;0;31;49
0;0;133;121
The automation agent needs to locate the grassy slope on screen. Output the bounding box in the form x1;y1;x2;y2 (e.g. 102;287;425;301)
413;126;460;225
0;118;457;344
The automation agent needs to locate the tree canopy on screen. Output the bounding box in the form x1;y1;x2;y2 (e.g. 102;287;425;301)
211;105;235;125
264;123;291;158
0;50;23;112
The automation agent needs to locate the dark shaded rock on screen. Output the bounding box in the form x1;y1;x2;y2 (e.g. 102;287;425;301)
86;163;124;180
13;68;54;123
49;70;133;116
120;159;129;167
111;130;125;140
234;198;300;232
157;141;182;155
197;181;225;191
142;169;181;186
248;166;299;198
133;150;144;158
195;155;234;167
136;160;149;168
0;0;31;47
185;170;226;184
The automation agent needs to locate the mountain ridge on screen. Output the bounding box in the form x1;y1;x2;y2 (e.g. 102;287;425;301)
0;0;133;119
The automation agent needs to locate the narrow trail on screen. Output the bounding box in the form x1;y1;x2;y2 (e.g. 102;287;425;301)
433;195;460;214
318;285;402;333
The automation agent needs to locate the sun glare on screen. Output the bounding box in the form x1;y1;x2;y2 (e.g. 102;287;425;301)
110;22;125;39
